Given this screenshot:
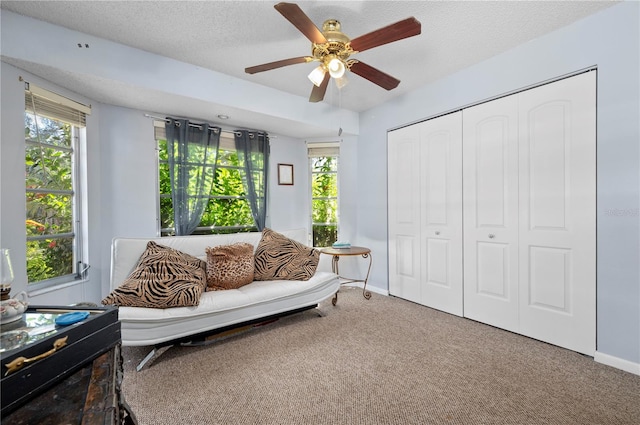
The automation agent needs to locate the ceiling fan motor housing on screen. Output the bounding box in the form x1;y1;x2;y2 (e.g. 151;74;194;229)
312;19;354;64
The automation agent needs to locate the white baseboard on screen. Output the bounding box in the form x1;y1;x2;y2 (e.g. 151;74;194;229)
594;351;640;375
341;281;389;296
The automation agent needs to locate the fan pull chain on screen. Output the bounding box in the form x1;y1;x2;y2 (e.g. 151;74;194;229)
338;85;343;136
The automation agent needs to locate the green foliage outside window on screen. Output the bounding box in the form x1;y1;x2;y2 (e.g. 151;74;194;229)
158;140;256;235
25;113;75;283
311;157;338;247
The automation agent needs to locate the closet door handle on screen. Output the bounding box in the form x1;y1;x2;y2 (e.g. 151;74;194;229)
488;234;495;239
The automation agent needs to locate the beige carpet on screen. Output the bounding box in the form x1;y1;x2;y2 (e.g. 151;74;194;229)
121;287;640;425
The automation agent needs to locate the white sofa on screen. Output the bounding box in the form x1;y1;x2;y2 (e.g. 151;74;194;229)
109;229;340;370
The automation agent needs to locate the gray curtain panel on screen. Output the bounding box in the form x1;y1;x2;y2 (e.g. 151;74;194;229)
234;130;269;231
166;118;221;235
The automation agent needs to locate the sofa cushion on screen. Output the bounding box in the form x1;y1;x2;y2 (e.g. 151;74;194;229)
205;243;255;291
102;241;206;308
254;228;319;281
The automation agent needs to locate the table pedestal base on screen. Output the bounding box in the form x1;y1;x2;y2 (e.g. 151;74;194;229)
322;247;372;305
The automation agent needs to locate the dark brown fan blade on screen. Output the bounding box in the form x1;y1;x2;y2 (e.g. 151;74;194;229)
309;73;330;102
350;17;421;53
350;61;400;91
275;2;327;44
245;56;313;74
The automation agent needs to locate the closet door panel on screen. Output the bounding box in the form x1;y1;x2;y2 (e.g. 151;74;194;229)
463;95;519;332
476;241;511;299
527;246;571;311
419;113;463;316
518;72;596;355
388;125;422;304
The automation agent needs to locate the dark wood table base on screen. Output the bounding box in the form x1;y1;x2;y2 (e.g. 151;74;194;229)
3;345;137;425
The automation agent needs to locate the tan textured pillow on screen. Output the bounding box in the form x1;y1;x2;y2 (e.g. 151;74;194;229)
205;243;255;291
254;228;319;281
102;241;206;308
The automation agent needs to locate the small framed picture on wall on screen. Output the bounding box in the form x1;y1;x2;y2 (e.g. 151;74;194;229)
278;163;294;185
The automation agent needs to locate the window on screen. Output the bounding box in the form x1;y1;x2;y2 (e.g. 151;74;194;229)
155;122;256;235
308;142;339;247
24;84;90;287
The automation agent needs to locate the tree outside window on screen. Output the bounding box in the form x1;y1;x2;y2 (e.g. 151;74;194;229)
25;114;77;283
311;156;338;247
158;138;256;235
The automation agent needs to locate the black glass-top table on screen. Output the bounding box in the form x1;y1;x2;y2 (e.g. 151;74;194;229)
0;305;121;416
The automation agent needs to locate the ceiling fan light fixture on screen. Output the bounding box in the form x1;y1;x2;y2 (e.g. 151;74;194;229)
327;57;346;79
335;75;348;89
308;65;326;87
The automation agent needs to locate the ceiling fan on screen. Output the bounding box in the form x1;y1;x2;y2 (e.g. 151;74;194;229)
245;2;421;103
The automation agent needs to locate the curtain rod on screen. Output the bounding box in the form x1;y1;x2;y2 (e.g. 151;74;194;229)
144;113;268;138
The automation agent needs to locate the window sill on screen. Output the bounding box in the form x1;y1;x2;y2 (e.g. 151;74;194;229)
28;278;88;298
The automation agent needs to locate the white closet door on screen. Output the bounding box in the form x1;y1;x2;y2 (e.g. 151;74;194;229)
419;112;463;316
388;124;422;304
463;95;520;332
518;72;596;355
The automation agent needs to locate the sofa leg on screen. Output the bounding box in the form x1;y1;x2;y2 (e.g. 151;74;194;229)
136;345;172;372
332;291;339;306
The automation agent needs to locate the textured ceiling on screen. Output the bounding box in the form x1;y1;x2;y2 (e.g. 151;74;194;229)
1;1;618;115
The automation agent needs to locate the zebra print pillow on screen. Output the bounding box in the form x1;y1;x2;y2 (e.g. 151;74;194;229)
254;228;319;281
102;241;206;308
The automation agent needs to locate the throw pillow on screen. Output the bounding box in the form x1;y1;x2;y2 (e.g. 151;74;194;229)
102;241;206;308
205;243;255;291
254;228;319;281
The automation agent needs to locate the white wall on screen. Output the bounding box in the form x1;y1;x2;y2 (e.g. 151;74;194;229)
357;2;639;367
267;135;310;233
0;64;30;295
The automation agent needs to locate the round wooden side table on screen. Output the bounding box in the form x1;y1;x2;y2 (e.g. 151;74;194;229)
320;246;372;305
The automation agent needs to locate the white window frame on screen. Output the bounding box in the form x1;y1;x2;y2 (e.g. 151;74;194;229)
24;83;90;290
308;141;340;248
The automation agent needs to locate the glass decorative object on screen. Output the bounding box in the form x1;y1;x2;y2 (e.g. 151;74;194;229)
1;249;28;324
